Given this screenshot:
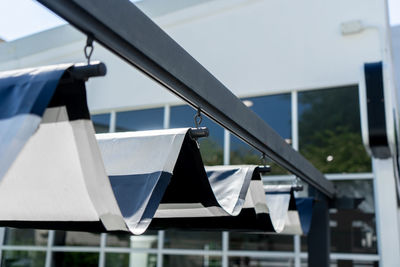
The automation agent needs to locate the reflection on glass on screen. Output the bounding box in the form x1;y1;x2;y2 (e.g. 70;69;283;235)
301;180;377;254
163;255;221;267
229;232;294;251
241;94;292;139
91;113;110;133
170;105;224;165
105;253;129;267
1;251;46;267
130;230;158;249
230;94;291;174
53;231;101;246
116;108;164;132
164;230;221;250
105;253;157;267
4;228;48;246
230;135;288;175
52;252;99;267
229;257;294;267
328;259;379;267
298;86;371;173
106;231;158;248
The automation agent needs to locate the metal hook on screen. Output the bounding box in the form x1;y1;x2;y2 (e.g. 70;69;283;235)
261;153;267;167
84;35;94;64
194;108;202;128
292;176;304;192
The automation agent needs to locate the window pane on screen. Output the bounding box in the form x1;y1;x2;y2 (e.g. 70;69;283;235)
170;105;224;165
163;255;221;267
301;180;377;254
298;86;371;173
328;259;379;267
164;230;222;250
1;251;46;267
242;94;292;139
105;253;129;267
4;228;48;246
53;231;101;246
91;113;110;133
229;232;294;251
52;252;99;267
105;253;157;267
106;231;158;248
229;257;294;267
230;94;291;174
116;108;164;132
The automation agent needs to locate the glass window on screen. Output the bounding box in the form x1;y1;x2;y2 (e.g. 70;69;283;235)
53;231;101;247
116;108;164;132
229;232;294;251
298;86;371;173
170;105;224;165
52;252;99;267
91;113;110;133
1;251;46;267
163;255;221;267
3;228;48;246
105;253;129;267
164;230;222;250
106;232;130;248
229;257;294;267
105;253;157;267
301;180;377;254
230;93;291;174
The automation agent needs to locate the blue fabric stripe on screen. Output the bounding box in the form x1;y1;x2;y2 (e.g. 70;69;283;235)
109;171;171;220
0;68;66;119
295;197;314;235
265;191;291;195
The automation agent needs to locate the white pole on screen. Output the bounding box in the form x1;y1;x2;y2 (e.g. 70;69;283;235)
372;158;400;266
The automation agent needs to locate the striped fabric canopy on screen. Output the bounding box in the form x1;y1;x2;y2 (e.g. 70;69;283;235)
0;65;313;235
0;64;72;181
97;130;314;235
0;64;126;232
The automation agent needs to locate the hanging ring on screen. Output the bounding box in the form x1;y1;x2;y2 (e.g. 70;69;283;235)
84;35;94;64
261;153;267;167
194;108;202;128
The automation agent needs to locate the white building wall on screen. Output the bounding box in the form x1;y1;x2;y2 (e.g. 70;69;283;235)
0;0;387;112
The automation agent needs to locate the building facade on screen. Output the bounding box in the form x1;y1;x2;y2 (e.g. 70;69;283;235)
0;0;399;266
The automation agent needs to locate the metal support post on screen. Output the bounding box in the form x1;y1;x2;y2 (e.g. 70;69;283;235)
307;187;330;267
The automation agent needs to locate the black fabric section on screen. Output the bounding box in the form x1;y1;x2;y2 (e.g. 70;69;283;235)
159;134;218;207
364;62;390;158
0;221;106;233
47;72;90;121
288;190;297;210
150;209;274;232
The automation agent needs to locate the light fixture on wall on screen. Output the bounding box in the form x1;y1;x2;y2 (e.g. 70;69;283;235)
340;20;365;35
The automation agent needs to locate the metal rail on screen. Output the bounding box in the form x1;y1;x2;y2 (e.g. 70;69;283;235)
37;0;335;198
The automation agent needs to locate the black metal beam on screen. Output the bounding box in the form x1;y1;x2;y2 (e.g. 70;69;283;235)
37;0;335;198
308;187;330;267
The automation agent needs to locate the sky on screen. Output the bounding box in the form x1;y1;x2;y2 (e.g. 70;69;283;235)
0;0;399;41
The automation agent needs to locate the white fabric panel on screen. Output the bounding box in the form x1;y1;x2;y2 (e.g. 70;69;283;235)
206;165;253;215
281;210;303;235
96;128;188;175
265;185;292;233
0;119;126;231
0;114;41;181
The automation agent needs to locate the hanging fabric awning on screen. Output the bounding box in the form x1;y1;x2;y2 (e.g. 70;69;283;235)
97;130;314;235
0;64;72;181
0;65;313;235
0;64;126;232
